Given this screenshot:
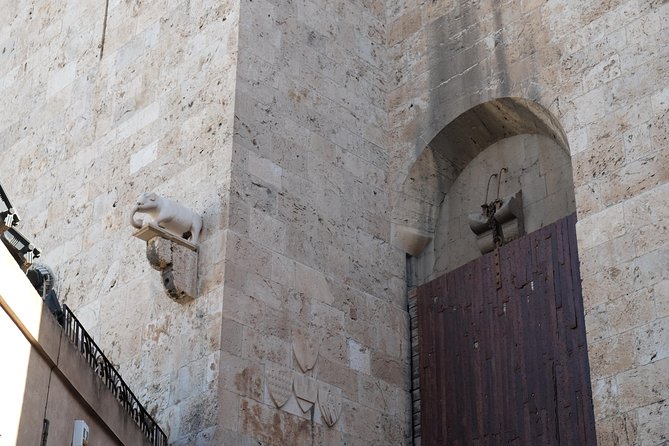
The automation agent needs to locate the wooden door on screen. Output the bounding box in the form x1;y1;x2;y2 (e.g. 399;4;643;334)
416;214;596;445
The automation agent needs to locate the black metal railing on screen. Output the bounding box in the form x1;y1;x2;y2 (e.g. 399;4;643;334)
62;305;168;446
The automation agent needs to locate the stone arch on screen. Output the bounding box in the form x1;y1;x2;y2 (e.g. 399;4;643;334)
391;97;573;275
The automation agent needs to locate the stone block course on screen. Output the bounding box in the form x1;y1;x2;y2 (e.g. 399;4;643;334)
2;0;667;443
595;412;639;446
635;316;669;366
636;400;669;445
617;358;669;412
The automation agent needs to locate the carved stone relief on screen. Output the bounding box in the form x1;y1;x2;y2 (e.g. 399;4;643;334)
318;383;343;427
265;327;342;427
266;365;293;409
293;330;319;373
131;193;202;303
130;192;203;244
293;375;318;413
137;229;198;302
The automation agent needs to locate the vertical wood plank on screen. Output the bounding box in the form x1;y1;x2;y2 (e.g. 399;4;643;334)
415;214;596;446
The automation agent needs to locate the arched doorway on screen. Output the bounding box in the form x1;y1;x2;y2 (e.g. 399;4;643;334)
397;98;596;445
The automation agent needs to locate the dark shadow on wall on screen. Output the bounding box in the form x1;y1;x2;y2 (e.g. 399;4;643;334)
13;302;123;446
401;96;578;446
392;97;570;249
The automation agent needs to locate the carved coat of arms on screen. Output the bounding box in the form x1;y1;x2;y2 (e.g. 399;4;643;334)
293;375;318;412
266;365;293;408
293;330;319;373
318;383;343;427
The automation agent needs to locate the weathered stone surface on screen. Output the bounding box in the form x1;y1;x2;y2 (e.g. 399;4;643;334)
293;375;318;413
240;397;323;445
637;400;669;446
2;0;667;443
292;329;319;373
265;363;293;409
616;359;669;412
589;331;637;380
317;382;343;427
635;317;669;366
145;235;199;302
595;412;639;446
146;236;173;271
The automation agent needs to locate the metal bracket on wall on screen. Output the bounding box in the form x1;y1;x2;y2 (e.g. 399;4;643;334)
467;169;525;255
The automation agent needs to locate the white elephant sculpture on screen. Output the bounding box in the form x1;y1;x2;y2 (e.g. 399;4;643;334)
130;192;202;244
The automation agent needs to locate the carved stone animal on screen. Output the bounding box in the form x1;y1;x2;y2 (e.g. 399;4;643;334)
130;192;203;244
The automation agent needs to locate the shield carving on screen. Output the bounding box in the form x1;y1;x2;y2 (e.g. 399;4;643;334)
293;375;318;412
318;383;343;427
266;365;293;408
293;331;319;373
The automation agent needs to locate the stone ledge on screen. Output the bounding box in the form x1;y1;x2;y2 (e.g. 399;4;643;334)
133;223;198;252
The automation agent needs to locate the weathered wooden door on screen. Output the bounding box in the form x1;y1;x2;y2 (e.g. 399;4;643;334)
416;214;596;445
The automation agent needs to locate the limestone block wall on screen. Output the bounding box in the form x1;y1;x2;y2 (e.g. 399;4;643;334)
2;0;668;444
386;0;669;444
1;1;239;443
216;0;412;443
3;0;413;444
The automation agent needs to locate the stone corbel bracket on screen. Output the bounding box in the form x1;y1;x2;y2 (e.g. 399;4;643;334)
390;224;433;257
133;223;198;303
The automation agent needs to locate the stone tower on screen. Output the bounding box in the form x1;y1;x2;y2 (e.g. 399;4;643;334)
1;0;667;444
